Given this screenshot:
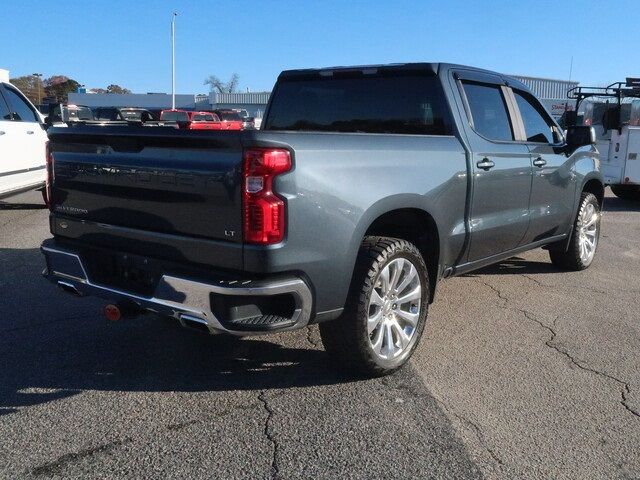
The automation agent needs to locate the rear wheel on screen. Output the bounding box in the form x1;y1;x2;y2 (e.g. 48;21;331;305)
611;185;640;201
319;237;429;377
549;192;601;270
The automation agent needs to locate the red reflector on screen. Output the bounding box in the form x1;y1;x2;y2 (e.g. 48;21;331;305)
104;304;122;322
243;148;291;245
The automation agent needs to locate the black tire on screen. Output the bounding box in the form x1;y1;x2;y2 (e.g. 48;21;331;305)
611;185;640;201
549;192;601;271
319;236;429;377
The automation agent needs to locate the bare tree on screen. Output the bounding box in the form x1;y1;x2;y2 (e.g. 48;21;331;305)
204;73;240;93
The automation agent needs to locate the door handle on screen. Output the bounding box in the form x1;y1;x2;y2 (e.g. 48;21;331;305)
476;158;495;170
0;131;5;136
26;130;34;135
533;157;547;168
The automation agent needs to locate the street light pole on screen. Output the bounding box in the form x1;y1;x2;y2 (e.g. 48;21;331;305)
32;73;43;106
171;12;177;110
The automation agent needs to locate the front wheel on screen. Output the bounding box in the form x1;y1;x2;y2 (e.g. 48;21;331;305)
319;237;429;377
549;192;601;270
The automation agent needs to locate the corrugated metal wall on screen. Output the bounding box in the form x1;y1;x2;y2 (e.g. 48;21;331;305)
510;76;578;100
211;92;271;105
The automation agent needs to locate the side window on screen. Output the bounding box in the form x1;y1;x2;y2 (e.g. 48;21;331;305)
462;82;514;141
513;91;556;143
0;89;11;121
3;86;39;122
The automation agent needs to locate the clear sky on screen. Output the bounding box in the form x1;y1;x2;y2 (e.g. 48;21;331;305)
2;0;639;94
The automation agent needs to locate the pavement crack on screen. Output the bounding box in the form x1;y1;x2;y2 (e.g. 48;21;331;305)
432;395;504;469
305;325;320;348
516;308;640;420
258;390;280;479
477;275;640;421
475;278;509;306
31;438;132;476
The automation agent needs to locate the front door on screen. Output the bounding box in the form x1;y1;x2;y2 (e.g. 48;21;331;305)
459;80;533;262
511;89;575;244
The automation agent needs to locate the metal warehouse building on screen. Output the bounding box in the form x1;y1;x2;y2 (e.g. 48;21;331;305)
510;75;578;118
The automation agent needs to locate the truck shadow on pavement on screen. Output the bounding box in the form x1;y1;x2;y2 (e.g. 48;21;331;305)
0;246;485;478
603;196;640;212
0;201;47;211
468;256;559;276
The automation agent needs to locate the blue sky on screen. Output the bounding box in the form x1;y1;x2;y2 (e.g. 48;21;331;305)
2;0;638;94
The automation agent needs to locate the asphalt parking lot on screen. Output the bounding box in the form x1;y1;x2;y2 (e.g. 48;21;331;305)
0;189;638;479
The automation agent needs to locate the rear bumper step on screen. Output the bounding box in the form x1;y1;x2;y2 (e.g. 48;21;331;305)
41;241;313;336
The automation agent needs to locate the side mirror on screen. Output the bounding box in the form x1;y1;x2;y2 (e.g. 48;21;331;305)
566;125;596;151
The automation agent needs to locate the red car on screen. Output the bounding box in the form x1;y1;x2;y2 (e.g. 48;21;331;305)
159;110;222;130
187;111;225;130
212;109;244;130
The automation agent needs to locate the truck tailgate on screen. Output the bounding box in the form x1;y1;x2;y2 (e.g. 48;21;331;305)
48;127;244;264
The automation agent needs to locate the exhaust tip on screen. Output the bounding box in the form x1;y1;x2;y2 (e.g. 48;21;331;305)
104;304;122;322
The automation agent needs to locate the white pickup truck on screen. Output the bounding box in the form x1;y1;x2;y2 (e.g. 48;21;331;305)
0;74;48;198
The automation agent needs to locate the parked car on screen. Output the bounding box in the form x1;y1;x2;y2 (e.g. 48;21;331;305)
212;109;243;130
0;81;48;198
94;107;156;123
159;109;191;129
46;104;95;125
159;109;224;130
41;62;602;376
188;112;225;130
241;116;256;130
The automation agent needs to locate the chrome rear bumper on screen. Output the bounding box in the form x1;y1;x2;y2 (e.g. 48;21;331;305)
41;242;313;336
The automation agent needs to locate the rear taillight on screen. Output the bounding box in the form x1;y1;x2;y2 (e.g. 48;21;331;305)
243;148;292;245
44;142;53;209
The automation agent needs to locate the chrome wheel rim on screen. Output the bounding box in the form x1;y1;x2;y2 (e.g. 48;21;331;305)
578;202;598;264
367;257;422;360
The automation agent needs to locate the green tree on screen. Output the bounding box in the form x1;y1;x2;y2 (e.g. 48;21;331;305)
204;73;240;93
106;84;132;94
43;76;80;103
9;75;46;105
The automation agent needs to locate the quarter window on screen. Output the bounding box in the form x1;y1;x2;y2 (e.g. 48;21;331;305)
513;91;556;143
3;86;39;122
462;82;514;141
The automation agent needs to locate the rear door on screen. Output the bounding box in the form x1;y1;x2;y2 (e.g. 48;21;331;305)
510;88;575;244
455;72;533;262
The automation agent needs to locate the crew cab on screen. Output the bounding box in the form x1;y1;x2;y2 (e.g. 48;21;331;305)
41;63;602;376
0;81;48;197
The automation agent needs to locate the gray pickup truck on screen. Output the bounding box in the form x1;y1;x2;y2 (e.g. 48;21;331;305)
41;63;603;376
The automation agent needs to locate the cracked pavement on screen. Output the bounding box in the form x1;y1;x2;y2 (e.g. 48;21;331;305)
0;189;639;479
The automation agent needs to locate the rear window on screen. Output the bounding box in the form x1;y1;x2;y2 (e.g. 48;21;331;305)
161;111;189;122
121;109;145;120
217;111;242;121
264;73;453;135
193;114;215;121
